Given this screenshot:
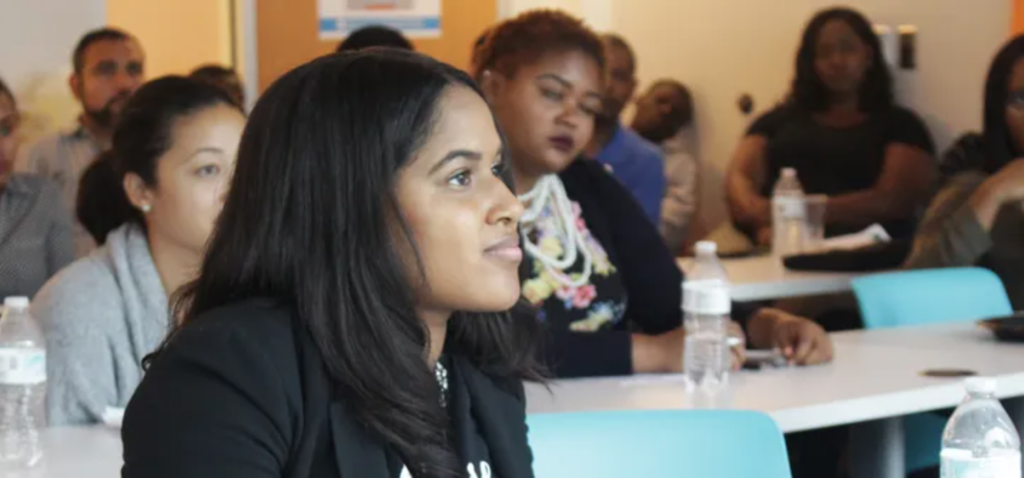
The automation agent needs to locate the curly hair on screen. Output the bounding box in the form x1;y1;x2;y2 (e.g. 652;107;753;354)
472;9;605;81
788;7;893;113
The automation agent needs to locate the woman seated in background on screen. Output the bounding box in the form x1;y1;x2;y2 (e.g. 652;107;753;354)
905;35;1024;309
474;10;832;378
32;77;244;425
727;7;936;244
122;50;541;477
0;77;74;299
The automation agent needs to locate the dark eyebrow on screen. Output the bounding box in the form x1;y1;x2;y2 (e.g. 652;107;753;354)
536;73;571;88
187;147;226;160
538;73;602;102
429;149;482;174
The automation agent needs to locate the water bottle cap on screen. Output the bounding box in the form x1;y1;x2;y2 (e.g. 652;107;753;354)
965;377;997;394
3;296;29;310
695;241;717;255
782;167;797;178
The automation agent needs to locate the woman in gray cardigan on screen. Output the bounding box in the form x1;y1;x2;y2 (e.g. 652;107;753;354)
31;76;244;425
0;77;74;299
905;36;1024;309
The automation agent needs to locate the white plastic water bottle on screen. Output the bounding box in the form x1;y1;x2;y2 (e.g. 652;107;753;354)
682;241;731;393
0;297;46;468
771;167;806;257
941;377;1021;478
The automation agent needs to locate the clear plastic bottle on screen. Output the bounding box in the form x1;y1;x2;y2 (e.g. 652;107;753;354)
0;296;46;468
941;377;1021;478
682;241;732;393
771;167;807;257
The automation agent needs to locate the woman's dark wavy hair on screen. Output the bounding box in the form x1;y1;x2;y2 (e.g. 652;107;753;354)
166;50;544;477
76;76;239;244
788;7;893;113
980;35;1024;173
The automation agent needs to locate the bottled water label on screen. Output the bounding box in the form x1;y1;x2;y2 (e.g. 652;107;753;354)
0;348;45;385
683;280;731;315
773;196;805;219
941;449;1021;478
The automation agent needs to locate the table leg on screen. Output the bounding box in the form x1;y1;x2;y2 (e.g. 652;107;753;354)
849;417;905;478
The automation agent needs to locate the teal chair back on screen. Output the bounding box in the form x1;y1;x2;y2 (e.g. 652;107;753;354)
528;410;792;478
852;267;1012;329
851;267;1013;472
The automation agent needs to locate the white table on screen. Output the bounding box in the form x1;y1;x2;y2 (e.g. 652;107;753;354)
5;427;121;478
677;254;869;302
527;323;1024;478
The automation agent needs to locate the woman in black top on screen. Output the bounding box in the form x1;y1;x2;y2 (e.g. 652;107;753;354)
122;50;541;477
474;10;832;378
727;7;936;243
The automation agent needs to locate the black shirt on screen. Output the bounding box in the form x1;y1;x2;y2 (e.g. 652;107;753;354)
748;105;934;238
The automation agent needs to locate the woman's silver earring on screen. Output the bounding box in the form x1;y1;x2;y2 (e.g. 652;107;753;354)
140;204;152;213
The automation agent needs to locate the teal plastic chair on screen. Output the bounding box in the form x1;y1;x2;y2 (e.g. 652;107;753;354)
852;267;1013;472
528;410;792;478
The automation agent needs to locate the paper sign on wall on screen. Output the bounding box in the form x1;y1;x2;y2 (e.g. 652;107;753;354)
318;0;442;40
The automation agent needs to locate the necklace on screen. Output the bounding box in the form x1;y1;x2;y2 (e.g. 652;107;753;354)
518;175;593;288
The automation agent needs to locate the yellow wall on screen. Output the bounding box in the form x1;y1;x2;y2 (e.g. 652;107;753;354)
256;0;496;90
107;0;233;79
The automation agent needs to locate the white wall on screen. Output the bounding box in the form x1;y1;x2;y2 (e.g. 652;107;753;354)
509;0;1011;233
0;0;107;140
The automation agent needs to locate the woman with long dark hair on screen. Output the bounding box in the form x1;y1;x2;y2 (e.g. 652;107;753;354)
727;7;935;243
906;35;1024;309
474;10;832;379
122;50;541;477
32;76;244;425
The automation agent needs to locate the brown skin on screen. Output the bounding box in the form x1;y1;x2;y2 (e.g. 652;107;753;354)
0;93;19;183
481;50;604;194
726;19;935;245
970;57;1024;230
123;104;244;300
486;48;834;374
70;38;146;146
631;82;691;143
585;40;637;157
393;87;526;367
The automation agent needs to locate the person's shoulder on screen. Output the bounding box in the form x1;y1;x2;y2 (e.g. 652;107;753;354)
164;299;297;361
878;105;935;152
623;128;663;159
7;174;62;201
747;104;798;137
32;251;122;329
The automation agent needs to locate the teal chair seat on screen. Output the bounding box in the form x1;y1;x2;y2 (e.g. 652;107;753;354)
528;410;792;478
852;267;1013;472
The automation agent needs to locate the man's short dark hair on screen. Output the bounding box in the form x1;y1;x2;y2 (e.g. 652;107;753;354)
73;28;133;74
602;33;636;75
336;25;414;52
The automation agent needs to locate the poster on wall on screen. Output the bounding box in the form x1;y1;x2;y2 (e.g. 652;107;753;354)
318;0;442;40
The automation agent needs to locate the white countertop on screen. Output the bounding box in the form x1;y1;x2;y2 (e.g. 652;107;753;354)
527;322;1024;433
6;426;122;478
678;254;872;302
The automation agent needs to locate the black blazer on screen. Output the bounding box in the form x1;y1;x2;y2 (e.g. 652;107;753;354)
122;299;534;478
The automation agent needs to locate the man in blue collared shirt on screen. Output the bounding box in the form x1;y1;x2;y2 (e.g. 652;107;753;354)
21;28;145;256
586;34;665;225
